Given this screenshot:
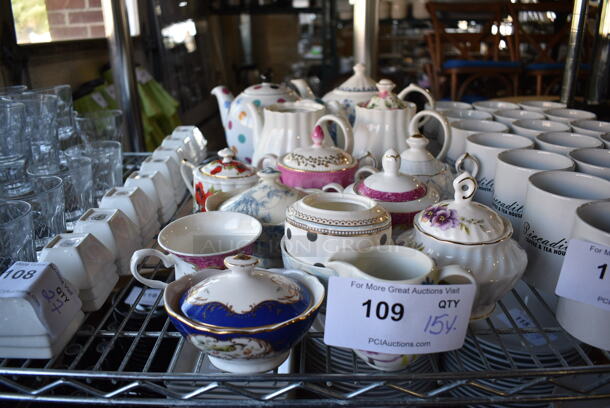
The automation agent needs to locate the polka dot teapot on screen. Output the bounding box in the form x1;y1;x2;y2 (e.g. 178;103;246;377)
211;76;300;163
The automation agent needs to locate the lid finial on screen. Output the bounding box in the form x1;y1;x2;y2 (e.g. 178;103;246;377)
311;125;324;147
218;147;235;164
381;148;401;176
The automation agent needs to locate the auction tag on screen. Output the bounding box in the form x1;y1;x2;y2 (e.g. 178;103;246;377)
124;286;164;307
556;239;610;311
91;92;108;108
0;262;81;339
323;277;476;354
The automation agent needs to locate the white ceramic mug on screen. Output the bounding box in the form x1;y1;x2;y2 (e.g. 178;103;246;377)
511;119;570;141
535;132;603;155
556;199;610;350
464;133;534;207
472;100;519;113
519;170;610;294
493;149;575;240
571;119;610;138
492;109;545;132
518;100;566;112
447;120;508;167
444;109;492;123
544;108;596;123
569;148;610;181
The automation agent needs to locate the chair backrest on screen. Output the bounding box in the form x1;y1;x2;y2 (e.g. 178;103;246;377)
426;2;517;66
508;1;574;65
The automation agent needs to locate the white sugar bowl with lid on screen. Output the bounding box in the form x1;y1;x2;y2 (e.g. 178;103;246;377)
336;148;440;228
403;170;527;320
180;148;259;212
284;192;392;266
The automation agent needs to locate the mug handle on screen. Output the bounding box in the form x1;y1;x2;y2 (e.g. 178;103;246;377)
355;165;379;181
130;248;175;289
408;110;452;161
322;183;344;192
455;152;480;178
180;159;196;196
315;114;354;155
256;153;278;170
438;264;477;287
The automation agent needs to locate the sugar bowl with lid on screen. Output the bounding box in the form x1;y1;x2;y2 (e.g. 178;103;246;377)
134;253;324;374
180;148;259;212
403;169;527;319
284;192;392;265
335;148;440;228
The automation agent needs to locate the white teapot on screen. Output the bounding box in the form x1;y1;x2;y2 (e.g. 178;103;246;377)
402;158;527;320
352;79;447;166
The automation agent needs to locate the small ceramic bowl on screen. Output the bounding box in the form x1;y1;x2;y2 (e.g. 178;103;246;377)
472;100;520;113
130;212;262;282
493;109;545;130
535;132;603;155
570;119;610;138
569;148;610;181
140;254;325;374
544;108;596;124
444;109;492;123
280;236;337;285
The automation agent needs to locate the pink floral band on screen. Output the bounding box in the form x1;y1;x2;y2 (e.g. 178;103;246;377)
174;244;254;270
355;182;427;203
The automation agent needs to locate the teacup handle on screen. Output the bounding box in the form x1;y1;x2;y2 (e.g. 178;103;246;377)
256;153;278;170
315;114;354;155
322;183;344;192
180;159;196;196
130;248;174;289
355;165;379;181
438;264;477;288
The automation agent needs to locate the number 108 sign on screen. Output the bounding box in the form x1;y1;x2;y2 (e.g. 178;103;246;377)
323;277;476;355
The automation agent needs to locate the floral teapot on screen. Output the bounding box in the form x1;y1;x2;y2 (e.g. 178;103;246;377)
211;76;299;163
352;79;446;166
291;63;378;125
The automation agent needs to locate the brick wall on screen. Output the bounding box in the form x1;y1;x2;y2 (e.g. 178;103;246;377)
46;0;105;41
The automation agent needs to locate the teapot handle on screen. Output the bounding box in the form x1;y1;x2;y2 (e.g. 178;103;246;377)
130;249;173;289
180;159;196;196
356;151;377;168
355;165;379;181
408;110;452;160
314;114;354;155
397;83;435;111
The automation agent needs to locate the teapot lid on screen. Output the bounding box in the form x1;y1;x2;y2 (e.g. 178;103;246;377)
356;149;427;201
200;148;256;178
180;254;312;328
336;64;377;93
280;126;355;172
243;73;294;98
414;171;508;244
363;79;408;110
400;134;446;175
219;168;305;225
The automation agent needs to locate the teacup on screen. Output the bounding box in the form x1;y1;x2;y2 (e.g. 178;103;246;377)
492;109;545;132
535;132;603;155
130;212;262;286
519;171;610;294
444;109;492;123
571;119;610;138
544;108;596;123
518;100;566;112
464;133;533;206
447;120;508;167
140;156;184;201
556;199;610;350
569;148;610;181
124;170;177;224
511;119;570;141
161;135;198;164
472;100;519;113
326;245;476;372
493;149;575;240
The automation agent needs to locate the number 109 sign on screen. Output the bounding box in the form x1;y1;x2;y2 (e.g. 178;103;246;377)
323;277;476;355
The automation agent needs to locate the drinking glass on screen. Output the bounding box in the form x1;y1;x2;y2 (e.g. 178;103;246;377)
75;110;124;143
26;85;75;150
66;141;122;204
0;85;27;96
0;101;32;197
0;200;35;272
14;176;65;251
9;94;60;175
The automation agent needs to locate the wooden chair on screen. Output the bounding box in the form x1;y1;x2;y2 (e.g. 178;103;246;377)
509;1;576;96
426;2;520;101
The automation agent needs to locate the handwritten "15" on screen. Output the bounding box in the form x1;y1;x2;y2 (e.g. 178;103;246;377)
423;314;458;335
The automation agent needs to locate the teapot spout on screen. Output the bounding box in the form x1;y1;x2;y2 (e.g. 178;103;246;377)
290;79;317;100
211;85;235;130
245;101;264;150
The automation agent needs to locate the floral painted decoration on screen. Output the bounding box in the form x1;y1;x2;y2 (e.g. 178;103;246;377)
421;203;486;235
195;182;216;212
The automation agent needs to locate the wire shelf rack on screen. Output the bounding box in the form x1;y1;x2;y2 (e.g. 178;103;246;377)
1;154;609;407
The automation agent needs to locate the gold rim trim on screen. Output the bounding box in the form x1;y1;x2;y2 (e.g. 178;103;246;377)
164;287;324;334
287;207;390;227
285;218;391;237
